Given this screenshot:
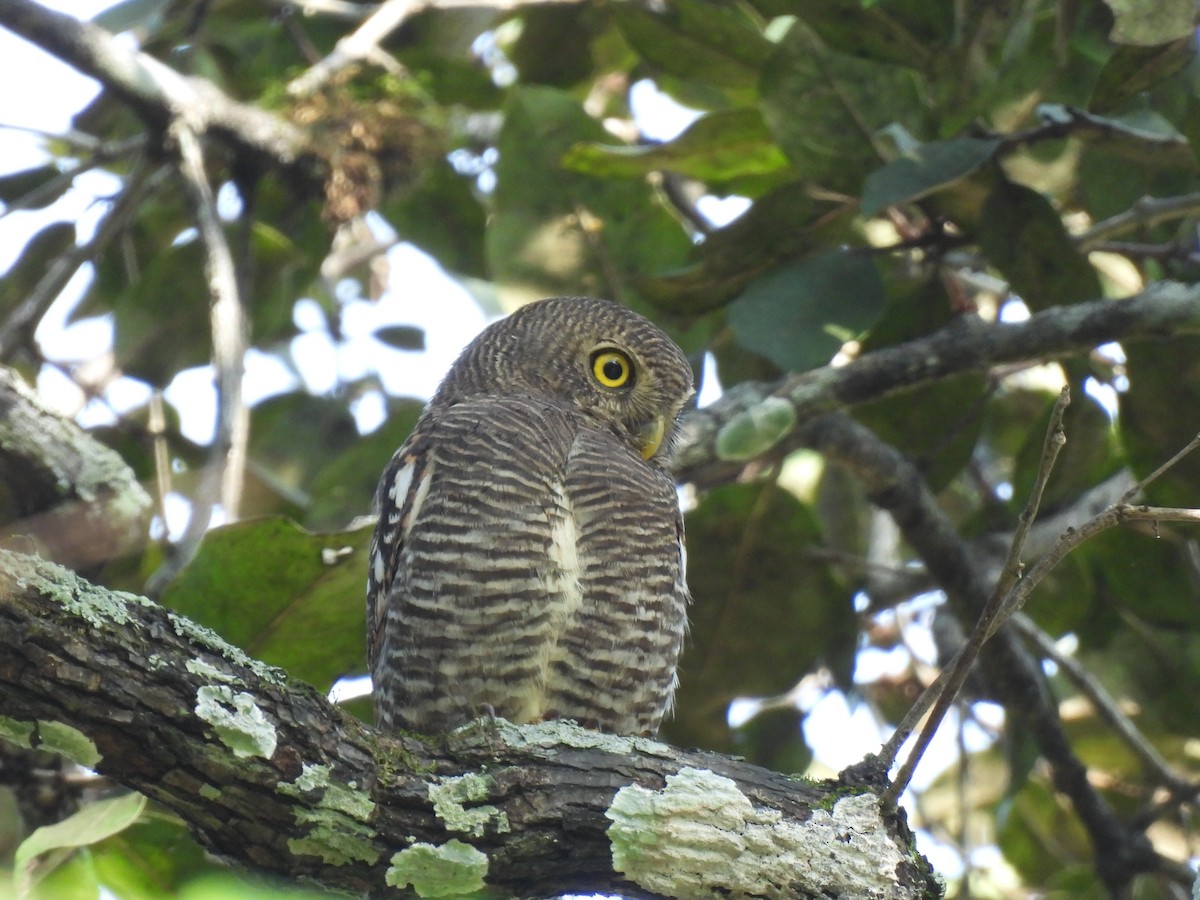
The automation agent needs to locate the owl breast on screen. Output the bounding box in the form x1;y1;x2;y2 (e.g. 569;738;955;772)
368;395;688;736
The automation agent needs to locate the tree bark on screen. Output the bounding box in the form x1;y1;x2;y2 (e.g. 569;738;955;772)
0;368;152;571
0;550;940;899
674;281;1200;486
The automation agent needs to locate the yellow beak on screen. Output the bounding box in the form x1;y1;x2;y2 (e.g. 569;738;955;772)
637;416;666;461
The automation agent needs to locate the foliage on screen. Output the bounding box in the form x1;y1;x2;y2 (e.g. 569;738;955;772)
2;0;1200;896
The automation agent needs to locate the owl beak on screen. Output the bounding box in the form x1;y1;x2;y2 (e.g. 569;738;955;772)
636;416;667;460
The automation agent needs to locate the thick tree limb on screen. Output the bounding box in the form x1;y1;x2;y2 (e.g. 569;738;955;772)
0;550;940;899
674;281;1200;486
0;367;152;571
800;413;1161;894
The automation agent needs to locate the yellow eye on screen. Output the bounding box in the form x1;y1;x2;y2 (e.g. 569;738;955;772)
592;350;633;389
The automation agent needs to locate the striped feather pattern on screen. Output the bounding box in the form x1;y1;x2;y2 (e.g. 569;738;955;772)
366;297;692;736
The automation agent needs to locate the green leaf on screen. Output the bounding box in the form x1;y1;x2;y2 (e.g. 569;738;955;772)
976;179;1101;311
509;4;604;87
90;818;210;900
996;778;1092;885
1083;621;1200;735
373;325;426;351
159;517;373;689
612;0;772;92
856;372;987;490
0;165;74;211
851;276;986;490
727;251;886;372
15;793;147;895
246;221;319;347
1010;390;1123;515
379;159;487;279
1120;337;1200;507
795;0;953;69
107;237;212;385
638;180;847;315
1100;0;1196;46
1034;103;1194;168
92;0;173;33
0;719;101;769
0;222;76;320
486;86;691;304
179;871;349;899
563;108;790;188
760;21;927;193
860;137;1000;216
1074;141;1197;223
715;397;796;461
1088;38;1196;114
248;393;362;509
731;706;811;774
664;483;850;753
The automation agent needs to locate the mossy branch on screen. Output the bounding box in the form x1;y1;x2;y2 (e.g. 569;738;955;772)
0;550;939;899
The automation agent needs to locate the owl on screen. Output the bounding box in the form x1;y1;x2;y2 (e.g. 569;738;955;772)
367;296;694;736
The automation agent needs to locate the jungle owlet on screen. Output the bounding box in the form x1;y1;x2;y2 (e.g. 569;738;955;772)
367;297;694;736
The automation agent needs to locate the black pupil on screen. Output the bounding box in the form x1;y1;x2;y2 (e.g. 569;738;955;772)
602;358;625;382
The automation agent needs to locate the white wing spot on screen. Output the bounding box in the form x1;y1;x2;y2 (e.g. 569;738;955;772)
408;468;433;539
388;458;434;543
389;460;415;504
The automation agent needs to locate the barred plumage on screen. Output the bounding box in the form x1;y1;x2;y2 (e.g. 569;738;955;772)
367;297;693;735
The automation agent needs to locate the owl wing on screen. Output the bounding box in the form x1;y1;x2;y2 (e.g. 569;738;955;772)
366;413;437;679
366;396;581;730
546;426;690;734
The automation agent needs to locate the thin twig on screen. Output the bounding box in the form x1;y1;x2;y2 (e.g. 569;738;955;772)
1078;192;1200;250
1119;432;1200;504
1132;779;1200;830
1010;612;1189;793
884;386;1071;804
146;122;248;595
0;134;147;221
148;391;171;543
286;0;580;95
994;386;1070;601
807;412;1163;887
176;121;249;521
0;0;311;166
994;505;1200;645
1086;240;1199;262
875;650;960;776
0;161;165;361
286;0;420;96
263;0;378;20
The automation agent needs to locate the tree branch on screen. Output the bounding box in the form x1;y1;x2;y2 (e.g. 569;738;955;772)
1009;613;1189;795
884;386;1071;803
0;550;939;899
1078;192;1200;250
0;0;315;174
799;413;1161;894
0;367;152;571
0;160;166;361
286;0;583;96
674;282;1200;487
145;123;252;595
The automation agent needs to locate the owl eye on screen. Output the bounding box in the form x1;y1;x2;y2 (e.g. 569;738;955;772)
591;350;634;389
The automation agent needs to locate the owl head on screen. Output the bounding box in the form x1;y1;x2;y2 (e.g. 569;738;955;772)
432;297;695;466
